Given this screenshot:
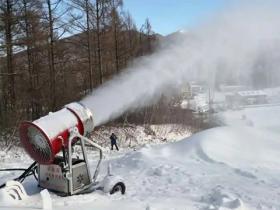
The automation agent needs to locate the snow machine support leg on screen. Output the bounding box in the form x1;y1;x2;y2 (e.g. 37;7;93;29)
68;127;103;182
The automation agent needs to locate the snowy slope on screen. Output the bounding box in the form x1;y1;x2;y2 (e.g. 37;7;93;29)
48;125;280;210
219;105;280;131
104;126;280;209
1;106;280;210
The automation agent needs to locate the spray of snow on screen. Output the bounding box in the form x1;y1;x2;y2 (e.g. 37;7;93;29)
82;1;280;126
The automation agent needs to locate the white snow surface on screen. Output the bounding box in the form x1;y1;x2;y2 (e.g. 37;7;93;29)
1;106;280;209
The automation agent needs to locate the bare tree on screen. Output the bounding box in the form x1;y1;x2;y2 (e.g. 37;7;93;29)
45;0;69;110
85;0;94;90
142;18;154;53
1;0;16;110
22;0;35;118
94;0;104;84
123;11;137;59
46;0;56;110
68;0;95;91
109;0;122;73
20;0;45;119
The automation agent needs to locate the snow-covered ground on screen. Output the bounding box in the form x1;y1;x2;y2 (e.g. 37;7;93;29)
91;124;193;149
1;106;280;209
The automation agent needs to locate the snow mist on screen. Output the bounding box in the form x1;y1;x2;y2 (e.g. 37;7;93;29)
82;1;280;126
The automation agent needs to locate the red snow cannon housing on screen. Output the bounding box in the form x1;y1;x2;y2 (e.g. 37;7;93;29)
19;102;94;165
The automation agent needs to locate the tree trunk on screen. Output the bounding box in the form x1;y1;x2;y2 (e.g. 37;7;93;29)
23;0;36;119
47;0;56;110
85;0;93;91
5;0;15;109
113;10;119;73
96;0;103;84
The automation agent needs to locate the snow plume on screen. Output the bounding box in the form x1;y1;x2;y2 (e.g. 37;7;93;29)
82;1;280;126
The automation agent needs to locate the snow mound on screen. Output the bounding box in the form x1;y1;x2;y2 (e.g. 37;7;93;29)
174;126;279;170
0;181;52;210
110;125;280;209
201;186;247;210
125;126;280;171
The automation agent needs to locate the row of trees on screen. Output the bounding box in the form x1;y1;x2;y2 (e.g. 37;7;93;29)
0;0;157;128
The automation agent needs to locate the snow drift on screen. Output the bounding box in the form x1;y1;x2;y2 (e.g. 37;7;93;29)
118;126;280;174
109;125;280;209
1;111;280;209
168;126;279;170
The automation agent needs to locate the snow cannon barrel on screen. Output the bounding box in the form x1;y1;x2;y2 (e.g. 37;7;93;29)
19;102;94;164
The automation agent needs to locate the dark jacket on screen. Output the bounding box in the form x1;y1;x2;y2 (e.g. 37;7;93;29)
110;134;117;144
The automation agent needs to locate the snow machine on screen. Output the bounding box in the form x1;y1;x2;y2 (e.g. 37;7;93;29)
0;102;125;198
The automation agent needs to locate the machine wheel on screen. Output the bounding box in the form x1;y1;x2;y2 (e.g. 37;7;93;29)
109;182;125;195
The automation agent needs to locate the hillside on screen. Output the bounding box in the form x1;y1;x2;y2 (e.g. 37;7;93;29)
0;104;279;209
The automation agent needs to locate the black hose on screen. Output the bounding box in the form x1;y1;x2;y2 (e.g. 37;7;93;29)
0;168;27;171
0;162;38;189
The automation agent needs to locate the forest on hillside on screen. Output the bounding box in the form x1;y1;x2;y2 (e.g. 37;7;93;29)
0;0;159;129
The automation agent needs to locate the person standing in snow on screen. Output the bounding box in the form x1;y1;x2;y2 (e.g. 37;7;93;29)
110;133;119;151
